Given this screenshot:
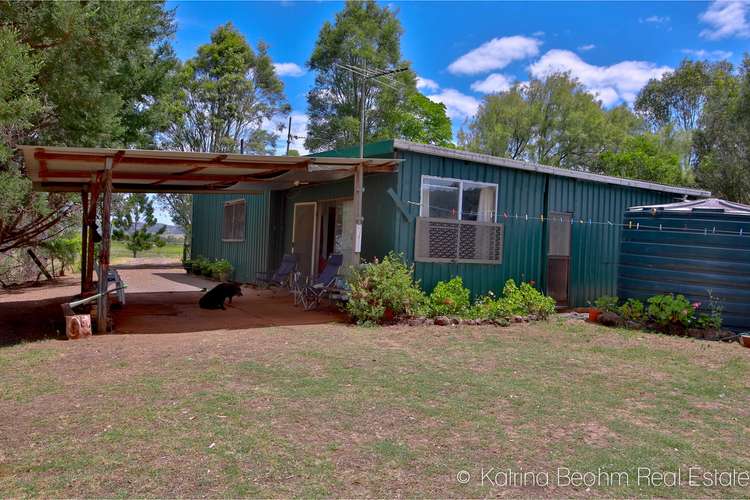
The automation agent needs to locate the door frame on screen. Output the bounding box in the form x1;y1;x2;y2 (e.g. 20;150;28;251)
546;211;572;307
292;202;318;277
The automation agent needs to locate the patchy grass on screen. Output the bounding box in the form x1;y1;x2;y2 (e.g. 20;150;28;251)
0;319;748;497
110;240;183;264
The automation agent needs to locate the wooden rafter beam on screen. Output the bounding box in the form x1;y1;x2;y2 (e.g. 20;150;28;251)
42;170;286;183
33;151;313;170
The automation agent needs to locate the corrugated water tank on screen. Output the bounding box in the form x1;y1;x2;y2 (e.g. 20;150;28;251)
618;198;750;332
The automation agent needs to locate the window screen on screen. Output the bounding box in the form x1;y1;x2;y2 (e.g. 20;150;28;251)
222;200;246;241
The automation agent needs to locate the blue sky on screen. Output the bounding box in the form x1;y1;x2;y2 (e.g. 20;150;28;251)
155;0;748;221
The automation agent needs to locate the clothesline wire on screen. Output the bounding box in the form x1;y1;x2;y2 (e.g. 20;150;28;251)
406;201;750;237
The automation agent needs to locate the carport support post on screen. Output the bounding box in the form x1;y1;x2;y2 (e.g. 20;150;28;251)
352;161;364;265
80;188;89;294
84;178;99;293
97;157;113;334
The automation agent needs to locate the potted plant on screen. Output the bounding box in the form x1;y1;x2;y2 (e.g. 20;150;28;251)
211;259;233;282
191;256;207;275
182;258;193;273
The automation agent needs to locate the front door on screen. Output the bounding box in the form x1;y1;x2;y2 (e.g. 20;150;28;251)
547;212;572;306
292;202;317;278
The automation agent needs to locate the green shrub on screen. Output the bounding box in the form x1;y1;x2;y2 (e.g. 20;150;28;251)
619;298;645;322
594;295;619;313
210;259;233;278
471;280;555;321
472;291;515;321
501;279;556;319
346;252;428;325
429;276;471;317
647;294;694;327
191;256;208;274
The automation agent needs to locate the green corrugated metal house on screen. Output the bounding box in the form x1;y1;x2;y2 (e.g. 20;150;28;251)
191;139;709;307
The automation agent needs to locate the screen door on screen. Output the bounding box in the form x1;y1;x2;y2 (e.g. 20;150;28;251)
547;212;572;306
292;202;317;278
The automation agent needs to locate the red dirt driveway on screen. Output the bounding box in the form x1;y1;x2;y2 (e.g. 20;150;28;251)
0;264;344;344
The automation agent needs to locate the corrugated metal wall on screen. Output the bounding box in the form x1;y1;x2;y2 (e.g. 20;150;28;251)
393;151;546;298
280;173;398;263
547;177;674;306
191;193;271;282
189;143;685;305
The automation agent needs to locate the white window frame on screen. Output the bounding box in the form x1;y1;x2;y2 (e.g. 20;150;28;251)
419;175;498;222
222;199;246;242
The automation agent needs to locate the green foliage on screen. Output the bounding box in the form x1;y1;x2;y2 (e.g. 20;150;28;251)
646;294;695;327
112;194;166;258
156;194;192;261
345;252;427;324
191;256;208;275
39;235;81;277
1;0;177;148
500;279;557;319
593;295;620;313
596;133;688;185
471;280;556;321
306;0;438;151
1;1;176;256
471;291;515;321
693;292;723;330
693;56;750;204
460;73;641;171
635;59;717;133
0;27;44;162
619;298;646;322
209;259;233;279
164;22;288;154
429;276;471;317
394;93;454;147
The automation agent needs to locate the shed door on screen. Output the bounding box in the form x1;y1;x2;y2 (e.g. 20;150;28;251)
292;202;317;278
547;212;572;306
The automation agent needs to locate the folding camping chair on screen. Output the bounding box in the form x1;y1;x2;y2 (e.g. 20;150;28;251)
300;254;344;310
256;254;298;291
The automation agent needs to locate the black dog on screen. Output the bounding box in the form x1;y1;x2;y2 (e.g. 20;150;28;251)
199;282;243;310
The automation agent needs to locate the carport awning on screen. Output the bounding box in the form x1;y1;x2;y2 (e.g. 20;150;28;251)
18;145;399;193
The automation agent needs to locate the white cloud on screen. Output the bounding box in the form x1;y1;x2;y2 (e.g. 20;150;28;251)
528;49;671;106
448;35;542;75
578;44;596;52
273;62;305;77
681;48;733;60
416;76;439;91
532;31;545;37
640;15;670;24
470;73;514;94
426;89;480;119
699;1;750;39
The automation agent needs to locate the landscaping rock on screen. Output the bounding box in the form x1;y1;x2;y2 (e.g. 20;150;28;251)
512;315;525;323
527;314;539;322
408;318;425;327
451;317;461;325
423;318;435;326
598;311;624;327
434;316;451;326
686;328;704;339
494;318;510;327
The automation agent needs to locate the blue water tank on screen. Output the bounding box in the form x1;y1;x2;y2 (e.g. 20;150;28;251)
618;198;750;332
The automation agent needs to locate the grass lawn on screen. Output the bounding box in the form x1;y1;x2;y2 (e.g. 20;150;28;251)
110;240;184;264
1;319;748;497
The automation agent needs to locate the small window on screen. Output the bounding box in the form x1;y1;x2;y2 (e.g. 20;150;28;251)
416;176;503;264
420;176;497;222
222;199;246;241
